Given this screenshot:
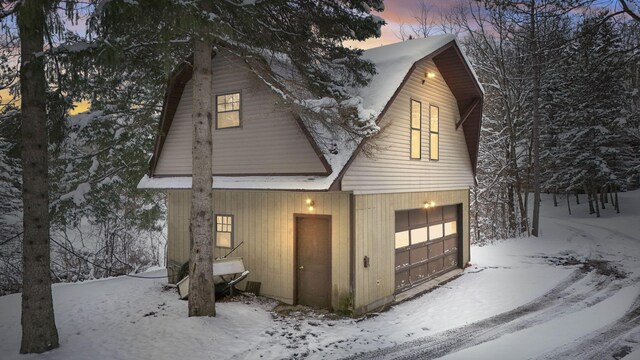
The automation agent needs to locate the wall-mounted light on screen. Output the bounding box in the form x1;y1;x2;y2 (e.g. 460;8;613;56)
306;198;315;211
422;71;437;85
424;201;436;209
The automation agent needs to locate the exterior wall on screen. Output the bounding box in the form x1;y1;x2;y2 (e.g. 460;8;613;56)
352;189;470;315
166;190;351;309
342;58;475;194
155;49;326;176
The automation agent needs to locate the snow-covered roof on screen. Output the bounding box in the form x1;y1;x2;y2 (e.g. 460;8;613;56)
357;34;483;117
140;35;483;191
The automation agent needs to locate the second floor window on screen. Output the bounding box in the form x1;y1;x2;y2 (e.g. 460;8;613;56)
216;92;241;129
410;99;422;159
430;105;439;160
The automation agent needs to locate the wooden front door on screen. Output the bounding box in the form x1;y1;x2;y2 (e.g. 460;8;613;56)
295;215;332;309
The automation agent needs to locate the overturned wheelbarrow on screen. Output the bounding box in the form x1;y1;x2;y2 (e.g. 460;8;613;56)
176;257;249;300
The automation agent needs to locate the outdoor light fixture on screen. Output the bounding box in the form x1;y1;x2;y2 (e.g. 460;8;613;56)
306;198;315;211
422;71;436;84
424;201;436;209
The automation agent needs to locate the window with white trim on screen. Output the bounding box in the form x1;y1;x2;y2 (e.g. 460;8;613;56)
215;215;233;248
216;92;241;129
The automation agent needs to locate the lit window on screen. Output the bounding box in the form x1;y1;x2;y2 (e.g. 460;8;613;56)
395;231;409;249
216;93;241;129
430;105;439;160
444;221;457;236
215;215;233;248
429;224;443;240
410;99;422;159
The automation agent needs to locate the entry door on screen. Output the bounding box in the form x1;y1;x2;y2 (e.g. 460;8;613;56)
296;215;332;308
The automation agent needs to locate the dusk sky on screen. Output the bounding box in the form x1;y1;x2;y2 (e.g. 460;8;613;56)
350;0;456;49
0;0;628;113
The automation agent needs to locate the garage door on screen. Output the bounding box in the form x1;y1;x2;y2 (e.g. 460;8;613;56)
394;204;461;292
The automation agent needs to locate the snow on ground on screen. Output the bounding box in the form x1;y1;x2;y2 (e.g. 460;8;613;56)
0;191;639;359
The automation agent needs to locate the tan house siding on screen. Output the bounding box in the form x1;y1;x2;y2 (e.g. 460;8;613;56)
166;190;351;309
342;59;475;194
155;50;327;176
352;189;470;314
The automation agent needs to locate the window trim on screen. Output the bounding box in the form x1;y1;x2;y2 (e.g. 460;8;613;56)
214;214;234;249
215;91;242;130
410;99;422;160
429;104;439;161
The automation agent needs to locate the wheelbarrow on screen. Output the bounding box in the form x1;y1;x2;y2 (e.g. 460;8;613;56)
176;257;250;300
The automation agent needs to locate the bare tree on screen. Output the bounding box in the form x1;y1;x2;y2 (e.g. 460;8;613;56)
620;0;640;21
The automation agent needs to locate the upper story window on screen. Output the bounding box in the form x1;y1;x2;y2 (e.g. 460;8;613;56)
410;99;422;159
215;214;233;248
216;92;241;129
430;105;439;160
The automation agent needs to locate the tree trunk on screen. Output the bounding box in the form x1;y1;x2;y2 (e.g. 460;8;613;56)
585;186;595;214
553;191;557;207
599;187;606;210
593;188;601;218
188;38;215;317
566;192;571;215
530;0;542;237
615;189;620;214
609;185;614;204
575;192;580;205
18;0;60;353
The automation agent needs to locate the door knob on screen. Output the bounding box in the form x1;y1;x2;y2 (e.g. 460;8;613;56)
299;265;304;270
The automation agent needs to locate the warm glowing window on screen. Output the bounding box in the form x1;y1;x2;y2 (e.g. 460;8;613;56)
430;105;439;160
410;99;422;159
395;230;409;249
445;221;457;236
215;215;233;248
216;92;241;129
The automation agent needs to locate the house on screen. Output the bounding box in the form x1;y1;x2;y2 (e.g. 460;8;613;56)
138;34;483;316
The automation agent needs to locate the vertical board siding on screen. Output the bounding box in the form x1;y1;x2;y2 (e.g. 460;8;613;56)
353;189;470;311
166;190;351;308
155;49;326;176
342;59;475;194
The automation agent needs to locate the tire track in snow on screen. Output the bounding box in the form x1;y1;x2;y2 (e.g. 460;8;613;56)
348;268;610;360
343;267;607;360
536;287;640;360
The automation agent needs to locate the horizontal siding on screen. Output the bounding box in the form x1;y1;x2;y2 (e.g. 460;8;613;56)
342;59;475;194
166;190;351;309
353;189;470;311
155;49;326;176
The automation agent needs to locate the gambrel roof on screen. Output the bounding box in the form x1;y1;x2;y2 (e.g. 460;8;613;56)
138;34;483;190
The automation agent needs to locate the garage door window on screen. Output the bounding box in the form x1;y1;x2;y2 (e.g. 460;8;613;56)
395;230;409;248
429;224;443;240
445;221;457;236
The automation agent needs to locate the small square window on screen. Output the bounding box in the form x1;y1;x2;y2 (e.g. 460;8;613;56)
215;215;233;248
216;93;241;129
